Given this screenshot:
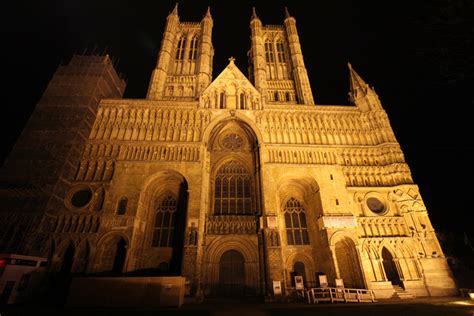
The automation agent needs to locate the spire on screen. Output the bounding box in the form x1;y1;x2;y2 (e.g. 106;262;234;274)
348;62;368;96
251;7;259;20
171;2;178;15
348;62;382;111
284;7;291;18
205;6;211;18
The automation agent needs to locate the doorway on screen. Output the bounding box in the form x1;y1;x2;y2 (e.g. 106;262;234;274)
382;247;402;286
219;250;245;296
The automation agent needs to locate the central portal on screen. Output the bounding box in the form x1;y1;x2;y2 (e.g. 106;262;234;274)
219;250;245;296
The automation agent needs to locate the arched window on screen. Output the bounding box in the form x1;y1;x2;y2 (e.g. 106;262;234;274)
240;93;245;109
274;91;279;101
189;36;198;60
284;198;310;245
214;161;252;215
152;196;177;247
264;40;274;63
276;40;286;63
175;36;186;60
285;92;291;102
219;92;225;109
116;197;128;215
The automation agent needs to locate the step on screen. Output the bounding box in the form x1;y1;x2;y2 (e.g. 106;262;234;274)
391;287;415;299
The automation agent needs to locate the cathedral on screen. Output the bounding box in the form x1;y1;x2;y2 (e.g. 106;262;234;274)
0;4;457;300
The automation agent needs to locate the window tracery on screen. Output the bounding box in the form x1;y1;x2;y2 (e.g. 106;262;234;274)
214;161;252;215
152;195;177;247
284;198;310;245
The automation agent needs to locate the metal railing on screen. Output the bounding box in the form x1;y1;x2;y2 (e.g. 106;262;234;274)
305;287;376;304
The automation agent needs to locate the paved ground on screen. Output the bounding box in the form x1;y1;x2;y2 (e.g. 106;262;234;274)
1;297;473;316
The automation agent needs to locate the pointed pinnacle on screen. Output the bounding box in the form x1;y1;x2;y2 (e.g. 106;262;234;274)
171;2;178;15
285;7;291;18
205;6;211;17
252;7;259;20
348;62;368;94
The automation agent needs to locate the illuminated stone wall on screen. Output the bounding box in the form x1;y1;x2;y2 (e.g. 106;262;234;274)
1;5;457;300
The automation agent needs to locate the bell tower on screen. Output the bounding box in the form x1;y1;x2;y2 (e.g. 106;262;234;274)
147;4;214;100
248;7;314;105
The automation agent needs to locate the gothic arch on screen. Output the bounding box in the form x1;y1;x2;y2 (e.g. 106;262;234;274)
95;232;130;274
202;114;264;147
131;169;189;273
285;252;315;284
204;236;259;294
332;235;365;288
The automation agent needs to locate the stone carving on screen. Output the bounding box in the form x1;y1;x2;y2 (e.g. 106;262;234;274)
222;133;243;150
206;215;257;235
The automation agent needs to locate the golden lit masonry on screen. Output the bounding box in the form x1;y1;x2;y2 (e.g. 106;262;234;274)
0;3;457;301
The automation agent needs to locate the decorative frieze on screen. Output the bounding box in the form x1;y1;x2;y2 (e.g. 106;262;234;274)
53;214;101;234
358;216;409;238
343;163;413;187
318;215;358;229
255;108;396;145
266;148;337;164
90;105;211;142
206;215;257;235
119;144;200;162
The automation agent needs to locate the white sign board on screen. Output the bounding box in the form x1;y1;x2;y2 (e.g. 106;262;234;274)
318;274;328;288
335;278;344;288
294;275;304;290
273;280;282;295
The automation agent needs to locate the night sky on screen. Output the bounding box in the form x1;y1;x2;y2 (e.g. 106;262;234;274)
1;1;473;240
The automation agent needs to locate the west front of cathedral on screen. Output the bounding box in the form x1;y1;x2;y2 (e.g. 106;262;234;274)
0;5;457;300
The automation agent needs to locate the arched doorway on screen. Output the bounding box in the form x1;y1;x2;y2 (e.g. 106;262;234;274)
335;237;365;288
382;247;402;286
112;238;127;274
219;250;245;296
292;261;307;287
96;234;128;274
60;242;75;274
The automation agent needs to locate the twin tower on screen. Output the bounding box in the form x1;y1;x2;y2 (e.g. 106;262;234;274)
147;4;315;106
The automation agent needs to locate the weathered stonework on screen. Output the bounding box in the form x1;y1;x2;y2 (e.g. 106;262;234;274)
0;4;457;300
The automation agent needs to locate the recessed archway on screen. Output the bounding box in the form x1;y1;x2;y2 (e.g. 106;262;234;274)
382;247;402;286
334;237;365;289
219;250;246;297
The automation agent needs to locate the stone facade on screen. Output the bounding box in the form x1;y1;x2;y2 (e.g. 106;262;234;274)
0;5;457;299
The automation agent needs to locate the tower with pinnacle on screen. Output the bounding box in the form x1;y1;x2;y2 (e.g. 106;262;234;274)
0;4;457;304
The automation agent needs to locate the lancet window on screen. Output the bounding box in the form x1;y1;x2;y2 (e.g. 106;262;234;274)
152;196;177;247
284;198;310;245
214;161;252;215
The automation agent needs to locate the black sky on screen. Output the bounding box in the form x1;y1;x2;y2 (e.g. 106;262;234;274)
1;0;473;236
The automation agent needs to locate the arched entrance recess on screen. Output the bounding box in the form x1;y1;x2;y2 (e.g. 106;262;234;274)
382;247;402;286
334;237;365;288
219;250;246;296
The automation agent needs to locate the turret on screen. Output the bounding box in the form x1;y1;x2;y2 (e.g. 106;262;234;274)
146;4;213;100
283;7;314;105
348;63;382;112
197;6;214;94
249;7;267;99
147;3;180;99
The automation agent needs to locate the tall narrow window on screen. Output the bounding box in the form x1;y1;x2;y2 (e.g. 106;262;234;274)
189;36;198;60
175;36;186;60
276;40;286;63
284;198;310;245
214;161;252;215
116;197;128;215
274;91;279;101
240;93;245;109
264;40;274;63
219;92;225;109
152;196;177;247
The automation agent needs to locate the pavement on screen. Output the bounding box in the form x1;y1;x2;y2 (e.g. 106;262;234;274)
1;296;474;316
